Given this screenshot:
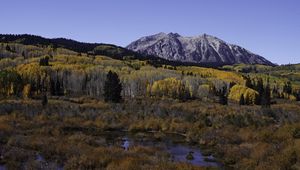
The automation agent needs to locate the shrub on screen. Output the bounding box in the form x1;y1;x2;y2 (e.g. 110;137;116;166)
292;128;300;139
151;77;190;100
229;85;259;105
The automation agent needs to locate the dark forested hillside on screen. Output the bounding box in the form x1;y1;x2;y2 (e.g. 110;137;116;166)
0;34;110;53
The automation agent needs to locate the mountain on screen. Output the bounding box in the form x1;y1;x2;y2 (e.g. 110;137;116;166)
127;33;274;66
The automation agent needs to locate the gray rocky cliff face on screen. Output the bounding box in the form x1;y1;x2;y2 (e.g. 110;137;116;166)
127;33;274;66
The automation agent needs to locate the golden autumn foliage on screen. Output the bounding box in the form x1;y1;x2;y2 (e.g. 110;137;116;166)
16;63;45;78
281;92;297;101
22;84;31;99
150;77;190;99
151;77;181;97
228;85;259;104
177;66;244;84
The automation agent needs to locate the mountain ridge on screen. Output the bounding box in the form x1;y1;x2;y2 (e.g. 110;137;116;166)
127;32;275;66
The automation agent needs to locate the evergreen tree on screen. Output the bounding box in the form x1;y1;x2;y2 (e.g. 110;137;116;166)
178;83;190;101
22;51;26;58
56;79;62;95
42;94;48;106
244;75;253;88
39;56;50;66
50;78;63;96
283;81;292;95
272;86;279;99
261;79;271;108
5;45;11;52
239;94;245;105
245;94;250;105
218;86;228;105
294;90;300;101
255;78;264;105
104;71;122;103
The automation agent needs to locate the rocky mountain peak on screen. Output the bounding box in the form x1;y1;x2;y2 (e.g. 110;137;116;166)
127;32;274;66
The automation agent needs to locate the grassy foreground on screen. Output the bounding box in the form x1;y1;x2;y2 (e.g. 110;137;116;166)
0;97;300;169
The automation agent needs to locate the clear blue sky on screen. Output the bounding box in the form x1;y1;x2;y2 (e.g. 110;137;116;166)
1;0;299;64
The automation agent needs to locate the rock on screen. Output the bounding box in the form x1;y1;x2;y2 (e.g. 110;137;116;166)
127;33;274;66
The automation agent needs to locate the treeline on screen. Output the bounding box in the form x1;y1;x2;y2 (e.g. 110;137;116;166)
1;60;299;106
0;45;299;106
243;75;300;104
0;61;232;104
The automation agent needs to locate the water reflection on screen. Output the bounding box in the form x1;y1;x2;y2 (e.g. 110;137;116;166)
122;137;130;151
117;133;220;167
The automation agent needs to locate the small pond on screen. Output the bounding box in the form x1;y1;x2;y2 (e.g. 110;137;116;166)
103;131;221;167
